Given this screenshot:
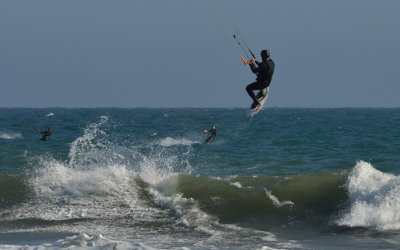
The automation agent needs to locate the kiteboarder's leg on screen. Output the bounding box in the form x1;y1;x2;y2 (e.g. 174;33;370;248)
257;87;268;99
246;82;263;106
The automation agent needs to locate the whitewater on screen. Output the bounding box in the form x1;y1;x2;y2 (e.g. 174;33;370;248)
1;108;400;249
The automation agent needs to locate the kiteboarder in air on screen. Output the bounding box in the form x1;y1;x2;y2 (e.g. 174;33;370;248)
203;125;216;144
34;126;52;141
246;50;275;109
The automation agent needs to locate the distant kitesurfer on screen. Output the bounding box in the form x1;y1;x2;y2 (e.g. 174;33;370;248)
203;125;216;144
34;127;52;141
246;50;275;109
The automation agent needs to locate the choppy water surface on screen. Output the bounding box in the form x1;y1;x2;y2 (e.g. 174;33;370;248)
1;108;400;249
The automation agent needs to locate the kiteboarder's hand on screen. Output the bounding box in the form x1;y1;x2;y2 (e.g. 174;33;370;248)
250;58;256;64
203;130;208;133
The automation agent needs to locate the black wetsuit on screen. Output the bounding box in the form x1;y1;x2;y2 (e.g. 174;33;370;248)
205;128;216;144
40;131;51;141
246;59;275;104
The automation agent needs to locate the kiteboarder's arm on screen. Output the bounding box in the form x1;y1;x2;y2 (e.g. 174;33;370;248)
203;129;208;133
33;127;42;133
249;59;258;73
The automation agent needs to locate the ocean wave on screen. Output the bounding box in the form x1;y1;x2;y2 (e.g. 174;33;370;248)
0;132;23;140
0;169;349;223
337;161;400;230
5;160;400;237
147;174;288;247
0;174;30;209
139;170;350;230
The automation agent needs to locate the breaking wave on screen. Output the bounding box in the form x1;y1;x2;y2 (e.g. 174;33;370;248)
337;161;400;230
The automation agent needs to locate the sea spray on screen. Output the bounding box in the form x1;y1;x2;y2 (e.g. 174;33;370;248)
68;116;110;167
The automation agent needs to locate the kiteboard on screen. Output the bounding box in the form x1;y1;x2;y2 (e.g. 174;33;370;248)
247;87;269;117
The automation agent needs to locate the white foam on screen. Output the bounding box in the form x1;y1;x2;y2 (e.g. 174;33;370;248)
264;189;294;208
46;112;54;117
6;233;155;250
21;158;143;221
158;137;199;147
337;161;400;230
15;116;191;223
150;185;215;228
0;132;23;139
230;182;242;188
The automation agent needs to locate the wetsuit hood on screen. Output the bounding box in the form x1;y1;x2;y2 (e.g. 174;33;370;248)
261;50;270;59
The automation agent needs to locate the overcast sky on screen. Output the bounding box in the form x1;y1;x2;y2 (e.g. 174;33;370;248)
1;0;399;108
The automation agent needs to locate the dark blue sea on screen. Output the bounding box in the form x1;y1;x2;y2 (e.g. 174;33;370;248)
1;108;400;249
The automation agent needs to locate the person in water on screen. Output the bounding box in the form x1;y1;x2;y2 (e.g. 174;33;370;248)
246;49;275;109
203;125;216;144
34;127;52;141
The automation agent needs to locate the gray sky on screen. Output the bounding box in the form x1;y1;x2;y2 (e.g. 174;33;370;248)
1;0;399;108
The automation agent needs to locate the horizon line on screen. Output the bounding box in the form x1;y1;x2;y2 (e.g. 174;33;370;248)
0;106;400;109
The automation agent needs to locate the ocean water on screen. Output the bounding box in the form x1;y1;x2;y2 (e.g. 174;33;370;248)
1;108;400;249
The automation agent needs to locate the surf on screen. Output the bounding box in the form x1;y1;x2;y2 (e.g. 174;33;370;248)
2;113;400;250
